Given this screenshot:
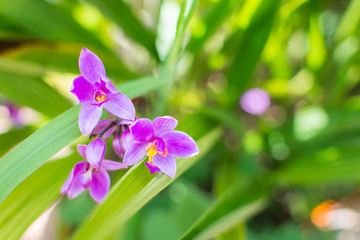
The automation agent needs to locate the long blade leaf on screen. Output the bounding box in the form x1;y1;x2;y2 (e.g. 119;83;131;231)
0;70;72;117
0;0;104;48
0;155;77;240
227;0;281;95
88;0;159;59
179;180;268;240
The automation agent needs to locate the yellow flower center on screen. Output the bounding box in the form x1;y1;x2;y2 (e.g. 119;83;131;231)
94;89;107;102
95;94;107;102
146;143;168;165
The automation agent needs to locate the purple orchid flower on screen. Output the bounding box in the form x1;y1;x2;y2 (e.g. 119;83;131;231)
70;48;135;136
123;116;199;178
60;138;127;203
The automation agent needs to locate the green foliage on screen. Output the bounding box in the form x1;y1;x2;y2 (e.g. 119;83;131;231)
0;70;72;117
227;0;281;95
180;180;268;240
88;0;158;59
0;0;104;48
0;155;77;240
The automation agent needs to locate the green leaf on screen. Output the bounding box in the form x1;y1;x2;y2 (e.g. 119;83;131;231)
274;111;360;185
165;0;199;73
290;109;360;154
188;0;242;53
0;15;30;39
179;180;268;240
272;147;360;185
115;76;163;98
0;126;35;158
226;0;281;95
87;0;159;59
0;155;77;240
2;46;138;80
0;0;104;48
218;224;246;240
71;128;222;240
0;57;51;78
0;76;162;204
334;0;360;42
179;0;199;35
0;70;72;117
159;0;199;104
0;106;80;205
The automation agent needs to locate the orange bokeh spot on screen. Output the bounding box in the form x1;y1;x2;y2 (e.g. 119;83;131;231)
311;200;340;228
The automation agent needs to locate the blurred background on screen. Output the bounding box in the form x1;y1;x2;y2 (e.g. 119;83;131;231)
0;0;360;239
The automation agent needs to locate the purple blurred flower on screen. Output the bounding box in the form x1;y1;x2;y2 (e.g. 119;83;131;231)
123;116;199;178
71;48;135;136
60;138;127;203
240;88;270;115
4;102;23;128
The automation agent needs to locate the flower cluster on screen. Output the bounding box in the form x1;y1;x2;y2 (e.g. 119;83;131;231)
61;48;199;202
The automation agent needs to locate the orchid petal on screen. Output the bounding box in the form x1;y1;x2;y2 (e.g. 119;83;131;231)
145;162;161;174
67;180;86;199
79;48;105;84
154;137;166;154
102;160;128;171
74;162;92;188
70;76;94;104
79;104;103;136
74;161;88;175
119;119;135;126
77;167;93;188
91;120;116;139
112;134;123;157
153;155;177;178
89;169;110;203
61;162;87;193
123;143;147;165
153;116;178;136
113;130;131;158
61;161;87;198
86;139;106;169
73;161;89;181
130;118;154;143
77;144;87;158
102;126;117;139
104;93;135;120
100;74;118;93
60;168;75;194
160;131;199;158
121;130;132;151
